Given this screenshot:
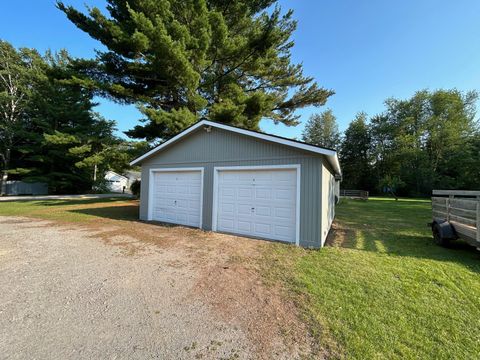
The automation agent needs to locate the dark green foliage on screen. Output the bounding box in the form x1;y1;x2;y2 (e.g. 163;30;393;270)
0;41;142;194
302;109;340;149
340;89;479;196
91;177;111;194
268;198;480;359
57;0;333;141
340;112;373;190
0;41;45;194
130;179;141;198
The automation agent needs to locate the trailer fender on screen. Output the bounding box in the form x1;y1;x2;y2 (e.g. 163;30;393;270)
430;218;457;245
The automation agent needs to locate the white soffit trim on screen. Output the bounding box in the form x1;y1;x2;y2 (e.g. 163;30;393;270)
130;120;341;176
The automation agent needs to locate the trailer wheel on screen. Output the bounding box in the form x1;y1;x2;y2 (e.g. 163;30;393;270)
432;223;450;247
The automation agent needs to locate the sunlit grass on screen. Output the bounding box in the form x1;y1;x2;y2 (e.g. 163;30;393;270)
0;198;138;223
2;196;479;358
266;198;480;359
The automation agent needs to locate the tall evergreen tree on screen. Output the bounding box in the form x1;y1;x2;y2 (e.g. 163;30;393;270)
1;41;138;194
57;0;334;141
301;109;340;148
340;112;372;190
0;41;44;195
15;50;121;193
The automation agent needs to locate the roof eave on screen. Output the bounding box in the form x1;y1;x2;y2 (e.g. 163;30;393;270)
130;120;342;176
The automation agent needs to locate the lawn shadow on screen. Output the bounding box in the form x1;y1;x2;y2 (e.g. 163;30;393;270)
34;198;129;207
68;205;140;221
331;198;480;273
330;224;480;273
67;205;194;231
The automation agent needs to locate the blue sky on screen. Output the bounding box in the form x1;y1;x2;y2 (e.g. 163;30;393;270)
1;0;479;140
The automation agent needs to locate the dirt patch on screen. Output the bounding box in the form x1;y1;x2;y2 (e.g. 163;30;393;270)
0;216;317;359
325;221;355;247
195;258;315;359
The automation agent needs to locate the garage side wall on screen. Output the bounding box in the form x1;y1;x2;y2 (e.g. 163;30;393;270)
139;127;324;248
320;160;336;246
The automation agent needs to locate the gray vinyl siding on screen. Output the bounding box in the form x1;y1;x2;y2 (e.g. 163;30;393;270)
320;159;336;246
139;127;332;248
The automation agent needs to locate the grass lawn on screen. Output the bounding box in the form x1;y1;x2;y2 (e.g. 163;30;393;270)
1;197;479;359
267;197;480;359
0;197;139;223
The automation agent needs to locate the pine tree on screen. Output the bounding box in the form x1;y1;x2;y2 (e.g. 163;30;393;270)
57;0;334;141
0;41;44;195
301;109;340;148
340;112;372;190
19;50;121;193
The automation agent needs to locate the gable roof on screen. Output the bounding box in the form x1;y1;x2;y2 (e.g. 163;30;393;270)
130;120;341;176
104;170;128;180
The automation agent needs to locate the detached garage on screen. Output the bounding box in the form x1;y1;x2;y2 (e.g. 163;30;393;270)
130;120;341;248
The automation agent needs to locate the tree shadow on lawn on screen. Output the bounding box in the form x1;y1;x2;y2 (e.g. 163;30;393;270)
331;198;480;273
67;205;140;222
34;198;129;207
67;205;190;231
329;224;480;273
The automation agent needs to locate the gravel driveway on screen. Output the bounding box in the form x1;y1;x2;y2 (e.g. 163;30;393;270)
0;216;313;359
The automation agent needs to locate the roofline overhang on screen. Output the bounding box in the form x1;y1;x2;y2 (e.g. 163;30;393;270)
130;120;342;176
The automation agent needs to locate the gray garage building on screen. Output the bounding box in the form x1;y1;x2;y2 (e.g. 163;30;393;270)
130;120;341;248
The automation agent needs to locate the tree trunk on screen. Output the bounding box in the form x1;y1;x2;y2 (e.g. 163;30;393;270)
0;148;10;196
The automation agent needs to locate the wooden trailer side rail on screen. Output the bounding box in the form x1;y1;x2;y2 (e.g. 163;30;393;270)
432;190;480;246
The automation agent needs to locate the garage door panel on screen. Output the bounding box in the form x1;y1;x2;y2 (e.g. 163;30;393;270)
237;221;252;232
219;218;234;231
177;185;188;194
220;202;234;213
275;207;295;219
275;188;296;201
216;168;297;243
255;188;272;200
176;199;189;209
190;185;201;195
254;222;272;235
238;204;253;215
151;170;202;227
255;206;271;216
238;187;254;199
237;173;254;182
274;225;295;239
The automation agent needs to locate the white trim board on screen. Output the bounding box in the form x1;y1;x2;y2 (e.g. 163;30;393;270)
212;164;301;246
147;167;204;229
130;120;341;176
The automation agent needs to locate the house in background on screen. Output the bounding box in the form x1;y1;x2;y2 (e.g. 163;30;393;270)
104;170;140;193
130;120;341;248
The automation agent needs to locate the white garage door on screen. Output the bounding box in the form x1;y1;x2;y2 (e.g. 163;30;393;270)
215;168;298;243
151;170;202;227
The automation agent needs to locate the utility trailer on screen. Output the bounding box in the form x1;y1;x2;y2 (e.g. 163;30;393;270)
430;190;480;250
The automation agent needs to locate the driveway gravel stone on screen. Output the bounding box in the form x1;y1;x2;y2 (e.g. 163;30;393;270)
0;216;313;359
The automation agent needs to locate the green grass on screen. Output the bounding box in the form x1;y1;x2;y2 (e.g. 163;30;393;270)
1;197;479;358
0;197;139;223
267;198;480;359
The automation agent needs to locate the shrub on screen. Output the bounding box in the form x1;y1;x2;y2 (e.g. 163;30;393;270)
130;179;141;198
91;178;111;194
